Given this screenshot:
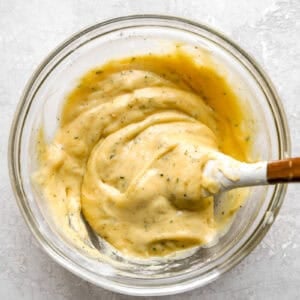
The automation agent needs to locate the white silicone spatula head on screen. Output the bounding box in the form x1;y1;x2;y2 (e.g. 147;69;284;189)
201;152;300;198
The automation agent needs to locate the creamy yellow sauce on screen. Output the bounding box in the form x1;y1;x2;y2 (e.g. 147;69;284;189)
35;46;253;258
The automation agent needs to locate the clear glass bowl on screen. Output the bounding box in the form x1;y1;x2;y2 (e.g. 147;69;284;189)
8;15;290;296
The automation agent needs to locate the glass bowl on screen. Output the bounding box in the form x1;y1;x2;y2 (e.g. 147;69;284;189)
8;15;290;296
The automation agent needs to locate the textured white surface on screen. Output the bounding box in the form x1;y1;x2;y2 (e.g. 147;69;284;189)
1;0;300;299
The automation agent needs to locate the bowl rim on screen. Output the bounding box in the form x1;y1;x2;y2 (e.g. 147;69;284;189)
8;14;291;296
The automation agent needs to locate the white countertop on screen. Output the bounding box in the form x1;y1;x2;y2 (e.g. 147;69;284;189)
1;0;299;299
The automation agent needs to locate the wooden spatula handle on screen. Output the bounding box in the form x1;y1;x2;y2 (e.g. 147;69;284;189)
267;157;300;183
